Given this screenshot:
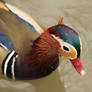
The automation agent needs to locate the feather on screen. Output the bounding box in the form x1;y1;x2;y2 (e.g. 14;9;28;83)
58;17;64;25
0;8;40;54
16;15;36;32
0;29;14;51
5;2;43;34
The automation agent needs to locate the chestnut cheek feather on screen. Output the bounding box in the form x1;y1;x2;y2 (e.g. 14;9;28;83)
70;59;85;76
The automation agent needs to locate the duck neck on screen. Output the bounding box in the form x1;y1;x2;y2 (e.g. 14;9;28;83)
17;30;60;78
29;30;60;67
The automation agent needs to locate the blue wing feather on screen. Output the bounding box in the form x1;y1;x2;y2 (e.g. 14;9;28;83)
0;30;14;51
16;15;36;32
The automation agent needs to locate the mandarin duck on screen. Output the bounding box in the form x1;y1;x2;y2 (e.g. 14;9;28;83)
0;1;85;80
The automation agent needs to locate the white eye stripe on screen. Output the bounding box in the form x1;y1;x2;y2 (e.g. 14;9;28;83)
51;34;63;42
60;42;78;54
51;34;77;54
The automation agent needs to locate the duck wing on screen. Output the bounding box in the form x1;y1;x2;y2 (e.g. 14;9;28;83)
0;8;40;55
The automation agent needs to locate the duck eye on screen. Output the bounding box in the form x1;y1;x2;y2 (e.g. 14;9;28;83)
63;46;69;51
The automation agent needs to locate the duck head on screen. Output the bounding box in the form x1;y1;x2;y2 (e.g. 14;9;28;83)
48;19;85;76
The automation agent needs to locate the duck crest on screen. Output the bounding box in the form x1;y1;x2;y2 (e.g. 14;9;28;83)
58;17;64;25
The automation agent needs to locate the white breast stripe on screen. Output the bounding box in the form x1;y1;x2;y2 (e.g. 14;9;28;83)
11;55;18;79
11;57;16;79
4;51;15;77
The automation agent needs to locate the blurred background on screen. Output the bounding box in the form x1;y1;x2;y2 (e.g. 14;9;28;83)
0;0;92;92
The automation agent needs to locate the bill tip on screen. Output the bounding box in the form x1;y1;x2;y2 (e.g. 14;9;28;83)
80;70;85;76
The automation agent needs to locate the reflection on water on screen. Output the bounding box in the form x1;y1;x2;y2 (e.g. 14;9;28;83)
0;70;65;92
2;0;92;92
0;79;36;92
